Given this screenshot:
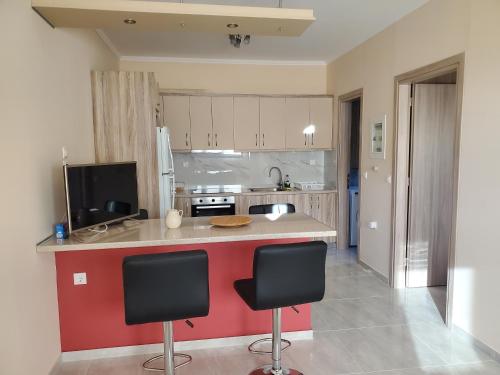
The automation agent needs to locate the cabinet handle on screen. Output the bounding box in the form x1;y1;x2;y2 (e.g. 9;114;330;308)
256;134;258;147
185;133;189;147
215;133;218;147
208;133;211;147
262;133;265;147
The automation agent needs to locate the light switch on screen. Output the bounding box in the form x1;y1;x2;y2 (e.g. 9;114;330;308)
73;272;87;285
372;166;379;172
368;221;378;230
386;176;392;184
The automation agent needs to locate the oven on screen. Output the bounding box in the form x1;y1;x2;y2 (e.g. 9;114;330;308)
191;196;236;217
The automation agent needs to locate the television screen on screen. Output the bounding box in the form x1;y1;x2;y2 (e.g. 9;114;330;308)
64;162;139;233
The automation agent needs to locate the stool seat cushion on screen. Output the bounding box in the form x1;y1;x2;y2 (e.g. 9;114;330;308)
123;250;209;325
234;241;327;311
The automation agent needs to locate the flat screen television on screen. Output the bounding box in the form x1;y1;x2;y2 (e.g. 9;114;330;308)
64;162;139;233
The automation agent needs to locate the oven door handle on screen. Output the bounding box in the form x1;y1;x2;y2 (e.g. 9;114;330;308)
195;205;232;210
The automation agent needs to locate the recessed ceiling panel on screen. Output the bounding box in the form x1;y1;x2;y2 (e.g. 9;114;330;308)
32;0;315;36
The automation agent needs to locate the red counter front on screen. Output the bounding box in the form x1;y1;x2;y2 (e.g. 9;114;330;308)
56;238;311;352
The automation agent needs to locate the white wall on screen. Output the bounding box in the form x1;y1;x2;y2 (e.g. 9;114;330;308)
452;0;500;355
0;1;118;374
327;0;469;277
328;0;500;354
120;59;327;94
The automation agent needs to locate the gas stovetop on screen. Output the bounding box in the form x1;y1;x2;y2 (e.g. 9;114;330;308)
189;185;242;195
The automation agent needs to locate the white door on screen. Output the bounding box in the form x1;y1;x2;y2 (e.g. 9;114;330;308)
163;96;191;151
285;98;310;150
212;97;234;150
309;97;333;149
260;97;286;150
190;96;213;150
234;97;260;151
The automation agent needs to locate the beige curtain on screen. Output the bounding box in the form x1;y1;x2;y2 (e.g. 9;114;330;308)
91;71;160;218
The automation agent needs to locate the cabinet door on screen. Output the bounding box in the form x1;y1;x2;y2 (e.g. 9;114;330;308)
285;98;310;150
190;96;213;150
316;193;335;227
163;96;191;151
212;97;234;150
260;97;286;150
309;97;333;149
237;195;269;215
174;197;192;217
234;97;260;150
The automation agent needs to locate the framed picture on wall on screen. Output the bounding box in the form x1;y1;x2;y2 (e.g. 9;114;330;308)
370;115;386;159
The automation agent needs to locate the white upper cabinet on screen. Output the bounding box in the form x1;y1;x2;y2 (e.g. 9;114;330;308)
309;97;333;149
189;96;213;150
285;97;310;150
259;97;286;150
163;96;191;151
234;96;260;151
164;94;334;152
212;97;234;150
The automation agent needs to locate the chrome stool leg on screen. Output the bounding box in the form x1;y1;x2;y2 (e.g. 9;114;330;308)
142;322;192;374
248;309;302;375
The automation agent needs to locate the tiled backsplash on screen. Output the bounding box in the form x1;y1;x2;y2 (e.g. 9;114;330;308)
173;151;337;189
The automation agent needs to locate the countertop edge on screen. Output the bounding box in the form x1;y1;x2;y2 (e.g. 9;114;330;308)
176;189;338;198
37;230;337;253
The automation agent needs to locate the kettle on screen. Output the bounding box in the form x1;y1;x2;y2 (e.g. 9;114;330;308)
166;209;183;229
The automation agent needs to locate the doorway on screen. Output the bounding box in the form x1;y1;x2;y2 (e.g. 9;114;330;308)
391;55;464;325
337;90;363;252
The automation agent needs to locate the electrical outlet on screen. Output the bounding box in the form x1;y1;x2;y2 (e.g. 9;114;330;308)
73;272;87;285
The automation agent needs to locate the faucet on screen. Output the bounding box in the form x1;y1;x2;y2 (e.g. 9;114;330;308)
269;166;283;188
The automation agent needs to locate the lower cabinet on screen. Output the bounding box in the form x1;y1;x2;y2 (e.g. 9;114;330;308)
176;192;337;243
237;195;269;215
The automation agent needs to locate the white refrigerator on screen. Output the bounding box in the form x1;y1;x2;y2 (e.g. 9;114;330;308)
157;127;175;218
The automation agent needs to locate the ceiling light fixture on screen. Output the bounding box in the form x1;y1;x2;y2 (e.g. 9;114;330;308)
123;18;136;25
229;34;251;48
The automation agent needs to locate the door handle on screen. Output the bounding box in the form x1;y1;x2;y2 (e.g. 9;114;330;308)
196;205;232;210
185;133;189;147
312;133;314;146
256;134;258;147
262;133;265;147
215;133;218;147
208;133;211;147
304;134;307;146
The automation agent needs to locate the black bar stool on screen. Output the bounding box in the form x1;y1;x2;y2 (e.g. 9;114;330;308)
249;203;296;215
234;241;327;375
122;250;209;375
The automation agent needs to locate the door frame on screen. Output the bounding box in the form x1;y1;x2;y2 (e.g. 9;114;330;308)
390;54;465;326
337;89;363;253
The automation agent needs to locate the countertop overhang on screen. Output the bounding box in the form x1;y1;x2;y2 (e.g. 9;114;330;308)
37;213;336;253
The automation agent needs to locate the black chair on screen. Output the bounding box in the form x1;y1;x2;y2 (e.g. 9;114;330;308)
234;241;327;375
249;203;296;215
123;251;209;375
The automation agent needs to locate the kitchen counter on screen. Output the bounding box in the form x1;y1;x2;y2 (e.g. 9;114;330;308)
48;213;335;353
176;188;338;198
37;213;336;253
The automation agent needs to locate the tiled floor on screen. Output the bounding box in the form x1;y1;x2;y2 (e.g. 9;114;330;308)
56;247;500;375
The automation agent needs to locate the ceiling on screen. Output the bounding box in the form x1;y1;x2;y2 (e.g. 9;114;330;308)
101;0;428;64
